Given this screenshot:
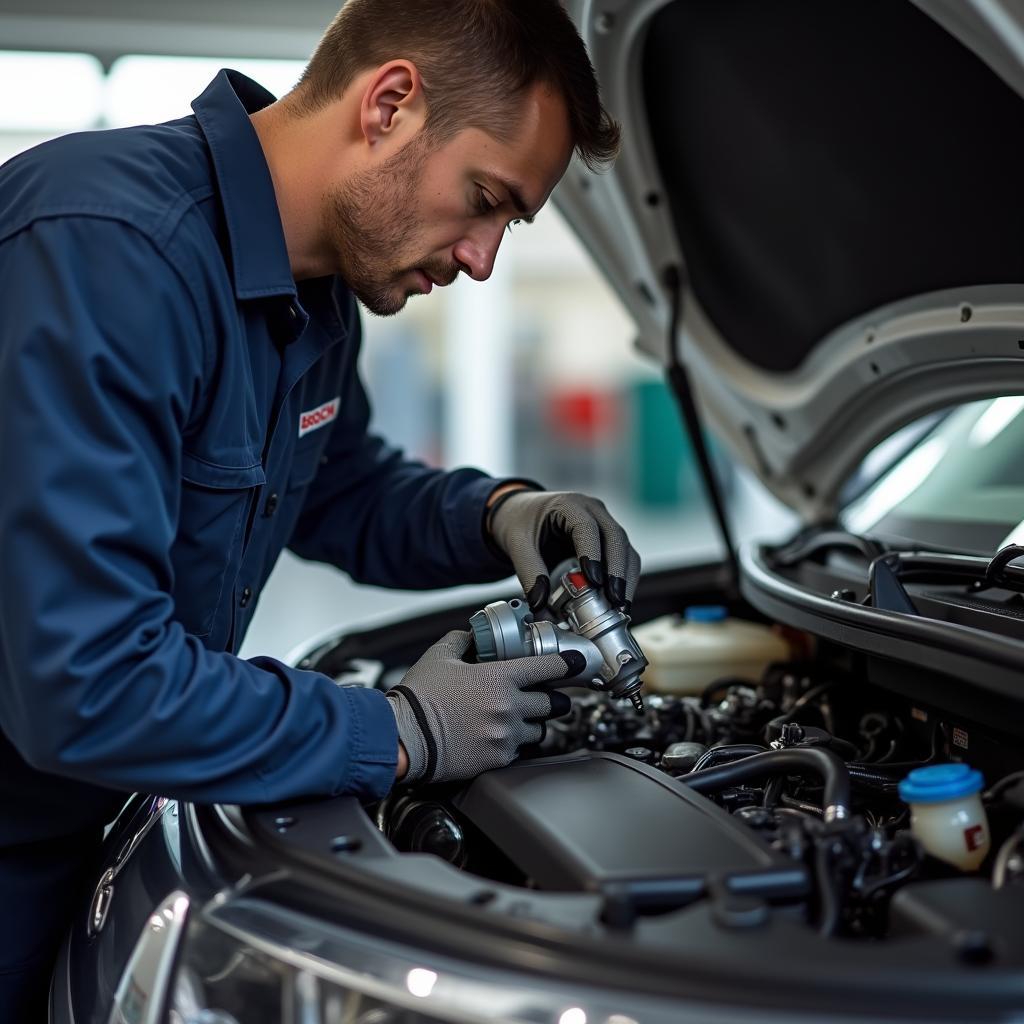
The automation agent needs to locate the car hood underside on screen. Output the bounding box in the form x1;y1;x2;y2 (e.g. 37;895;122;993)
558;0;1024;521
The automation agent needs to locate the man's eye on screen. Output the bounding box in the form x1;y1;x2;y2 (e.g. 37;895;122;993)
475;188;495;215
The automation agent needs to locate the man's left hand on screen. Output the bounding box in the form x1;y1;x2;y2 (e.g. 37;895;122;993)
487;489;641;614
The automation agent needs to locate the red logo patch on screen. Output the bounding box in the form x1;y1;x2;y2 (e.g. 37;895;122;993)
299;397;340;438
964;824;985;852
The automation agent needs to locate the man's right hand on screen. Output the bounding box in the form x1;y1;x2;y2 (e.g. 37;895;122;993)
385;630;572;784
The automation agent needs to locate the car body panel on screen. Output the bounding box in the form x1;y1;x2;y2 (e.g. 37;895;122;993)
558;0;1024;521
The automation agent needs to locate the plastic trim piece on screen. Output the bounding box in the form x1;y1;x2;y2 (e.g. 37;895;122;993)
453;751;808;897
739;541;1024;697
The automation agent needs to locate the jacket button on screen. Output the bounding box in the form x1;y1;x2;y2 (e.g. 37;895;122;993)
239;587;253;608
263;493;279;517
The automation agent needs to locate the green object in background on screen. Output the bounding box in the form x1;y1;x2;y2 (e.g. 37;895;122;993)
629;378;703;508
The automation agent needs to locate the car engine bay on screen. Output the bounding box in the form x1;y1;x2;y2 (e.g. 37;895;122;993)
197;552;1024;1024
283;562;1024;962
372;654;1024;949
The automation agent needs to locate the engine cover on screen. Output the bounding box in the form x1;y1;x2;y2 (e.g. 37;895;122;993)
453;751;808;907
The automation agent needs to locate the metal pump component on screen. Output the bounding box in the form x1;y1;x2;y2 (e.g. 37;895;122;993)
469;561;648;711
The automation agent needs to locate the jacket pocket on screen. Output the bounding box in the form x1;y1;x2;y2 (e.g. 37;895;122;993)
286;437;324;493
172;453;267;639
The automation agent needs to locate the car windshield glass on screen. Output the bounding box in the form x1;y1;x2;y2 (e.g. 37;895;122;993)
841;397;1024;555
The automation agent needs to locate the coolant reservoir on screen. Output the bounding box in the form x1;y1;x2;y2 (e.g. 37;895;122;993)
899;764;990;872
630;606;790;695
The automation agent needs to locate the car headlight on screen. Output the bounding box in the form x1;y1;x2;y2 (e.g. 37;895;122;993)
148;893;615;1024
165;904;458;1024
169;911;450;1024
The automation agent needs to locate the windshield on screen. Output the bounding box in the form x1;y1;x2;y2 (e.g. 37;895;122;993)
842;397;1024;555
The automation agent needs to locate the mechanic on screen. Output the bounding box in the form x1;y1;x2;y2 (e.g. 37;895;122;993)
0;0;640;1016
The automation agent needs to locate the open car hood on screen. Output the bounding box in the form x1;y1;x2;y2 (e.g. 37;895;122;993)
558;0;1024;522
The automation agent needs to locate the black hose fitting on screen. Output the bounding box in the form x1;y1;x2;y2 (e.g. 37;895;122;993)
689;744;768;774
846;765;902;792
679;747;852;823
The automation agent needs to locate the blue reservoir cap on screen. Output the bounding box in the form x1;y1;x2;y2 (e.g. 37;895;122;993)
685;605;728;624
899;763;984;804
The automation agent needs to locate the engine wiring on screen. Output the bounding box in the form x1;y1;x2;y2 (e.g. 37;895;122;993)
532;661;1024;936
345;645;1024;940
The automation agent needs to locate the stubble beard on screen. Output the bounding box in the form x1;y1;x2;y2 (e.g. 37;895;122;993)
325;136;432;317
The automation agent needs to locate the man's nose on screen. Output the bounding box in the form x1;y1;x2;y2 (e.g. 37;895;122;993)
453;223;505;282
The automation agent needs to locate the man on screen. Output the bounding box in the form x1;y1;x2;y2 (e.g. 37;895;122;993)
0;0;640;1014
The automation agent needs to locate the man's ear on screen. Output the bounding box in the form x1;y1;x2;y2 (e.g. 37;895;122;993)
360;60;426;149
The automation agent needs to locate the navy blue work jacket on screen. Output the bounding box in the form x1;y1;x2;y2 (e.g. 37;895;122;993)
0;71;514;846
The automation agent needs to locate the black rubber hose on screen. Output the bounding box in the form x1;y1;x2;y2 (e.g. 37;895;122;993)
679;747;852;821
689;744;767;774
814;842;843;936
763;720;860;760
823;736;860;760
779;793;829;818
846;766;902;792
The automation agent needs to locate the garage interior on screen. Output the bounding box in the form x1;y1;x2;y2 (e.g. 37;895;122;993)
0;0;791;663
8;3;1024;1023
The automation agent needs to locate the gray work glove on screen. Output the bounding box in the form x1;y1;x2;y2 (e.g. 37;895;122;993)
488;489;642;613
386;630;574;784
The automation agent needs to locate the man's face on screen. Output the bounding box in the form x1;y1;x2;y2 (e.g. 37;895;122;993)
324;82;573;316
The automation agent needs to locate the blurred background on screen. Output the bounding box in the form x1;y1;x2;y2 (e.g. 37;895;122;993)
0;1;795;659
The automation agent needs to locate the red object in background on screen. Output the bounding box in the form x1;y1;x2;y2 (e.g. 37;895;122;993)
547;389;620;445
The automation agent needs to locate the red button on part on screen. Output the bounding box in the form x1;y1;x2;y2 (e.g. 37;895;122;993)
566;571;590;594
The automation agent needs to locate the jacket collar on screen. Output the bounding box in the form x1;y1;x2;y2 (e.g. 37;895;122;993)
191;69;296;302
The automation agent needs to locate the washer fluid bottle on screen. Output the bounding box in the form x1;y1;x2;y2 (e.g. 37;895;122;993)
630;605;790;696
898;763;990;871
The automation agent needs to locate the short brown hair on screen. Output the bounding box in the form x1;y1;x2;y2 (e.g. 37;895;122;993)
294;0;620;170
